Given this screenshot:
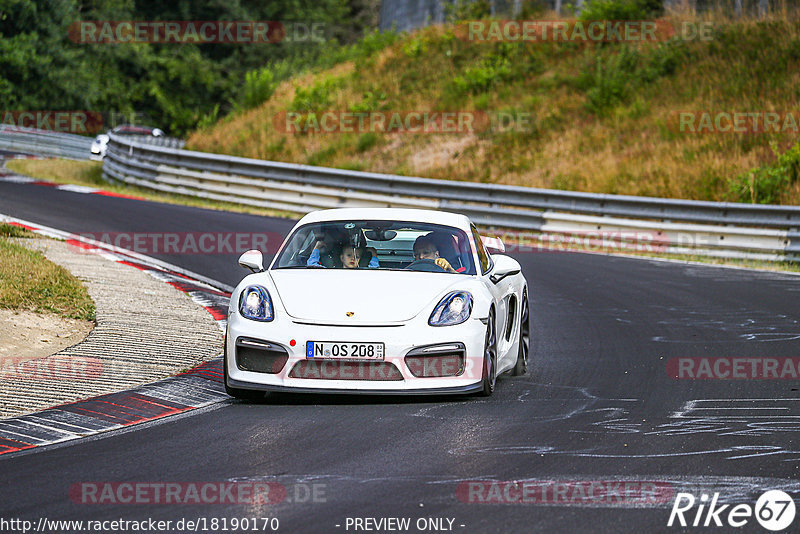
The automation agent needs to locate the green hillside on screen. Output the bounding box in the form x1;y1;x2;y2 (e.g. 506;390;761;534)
188;6;800;204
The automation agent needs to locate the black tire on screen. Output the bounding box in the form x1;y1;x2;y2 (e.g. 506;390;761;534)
223;336;266;401
512;288;530;376
479;310;497;397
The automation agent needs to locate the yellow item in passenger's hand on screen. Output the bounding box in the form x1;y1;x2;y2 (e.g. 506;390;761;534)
435;257;455;272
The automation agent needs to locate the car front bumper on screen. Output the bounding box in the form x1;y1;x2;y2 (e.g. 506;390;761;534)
226;311;487;393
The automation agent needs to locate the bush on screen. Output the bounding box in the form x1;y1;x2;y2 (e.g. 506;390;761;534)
349;90;388;113
579;0;664;20
452;57;512;94
402;36;429;58
729;142;800;204
578;41;684;114
356;132;379;152
195;104;220;131
450;44;523;95
242;68;277;109
290;77;341;112
580;46;641;114
353;30;403;61
517;0;549;18
445;0;492;22
643;42;682;81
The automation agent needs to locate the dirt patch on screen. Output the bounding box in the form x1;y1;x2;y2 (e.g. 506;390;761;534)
0;308;93;366
0;236;223;418
409;136;479;175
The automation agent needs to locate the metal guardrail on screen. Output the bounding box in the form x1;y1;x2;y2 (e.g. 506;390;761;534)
0;126;93;160
13;124;792;261
97;132;798;263
123;135;186;150
0;126;186;161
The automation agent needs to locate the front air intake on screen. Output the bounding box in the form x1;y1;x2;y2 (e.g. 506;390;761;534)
235;338;289;374
404;343;466;377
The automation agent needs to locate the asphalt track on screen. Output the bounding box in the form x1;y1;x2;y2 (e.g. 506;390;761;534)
1;178;800;533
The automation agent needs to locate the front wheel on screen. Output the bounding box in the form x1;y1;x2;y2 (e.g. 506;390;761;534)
479;310;497;397
511;288;529;376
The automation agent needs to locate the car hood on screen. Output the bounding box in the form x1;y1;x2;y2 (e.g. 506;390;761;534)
269;270;463;324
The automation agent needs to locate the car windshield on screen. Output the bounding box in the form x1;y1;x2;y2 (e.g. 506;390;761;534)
272;220;476;275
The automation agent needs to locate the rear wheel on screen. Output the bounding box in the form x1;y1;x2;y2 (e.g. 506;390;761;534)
511;288;529;376
223;336;266;401
479;310;497;397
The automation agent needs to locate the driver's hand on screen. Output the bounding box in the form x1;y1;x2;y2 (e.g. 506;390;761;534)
435;258;455;272
314;239;325;250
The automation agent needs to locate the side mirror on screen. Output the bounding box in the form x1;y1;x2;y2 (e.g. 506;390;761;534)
238;249;264;273
489;254;520;285
481;235;505;254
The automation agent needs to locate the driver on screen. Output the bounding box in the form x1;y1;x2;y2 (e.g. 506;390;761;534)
412;235;457;273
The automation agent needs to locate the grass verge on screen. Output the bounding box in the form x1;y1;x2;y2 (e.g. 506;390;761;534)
0;224;96;321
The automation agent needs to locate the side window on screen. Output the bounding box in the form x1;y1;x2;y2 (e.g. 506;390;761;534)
471;225;491;274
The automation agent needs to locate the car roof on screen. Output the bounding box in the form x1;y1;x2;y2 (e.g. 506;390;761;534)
296;208;472;230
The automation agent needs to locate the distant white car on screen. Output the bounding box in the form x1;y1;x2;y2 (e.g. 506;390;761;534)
224;208;529;397
90;125;164;160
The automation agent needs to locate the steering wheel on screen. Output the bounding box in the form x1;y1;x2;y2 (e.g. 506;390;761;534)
405;258;446;272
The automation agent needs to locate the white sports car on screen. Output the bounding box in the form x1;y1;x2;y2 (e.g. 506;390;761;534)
224;208;529;397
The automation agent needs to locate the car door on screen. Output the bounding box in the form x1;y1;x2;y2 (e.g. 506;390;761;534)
471;226;514;371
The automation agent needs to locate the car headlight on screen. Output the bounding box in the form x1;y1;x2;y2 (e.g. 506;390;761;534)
239;285;274;322
429;291;473;326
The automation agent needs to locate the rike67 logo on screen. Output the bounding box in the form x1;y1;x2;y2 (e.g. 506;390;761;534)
668;491;796;531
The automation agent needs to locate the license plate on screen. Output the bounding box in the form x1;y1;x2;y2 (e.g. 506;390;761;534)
306;341;385;361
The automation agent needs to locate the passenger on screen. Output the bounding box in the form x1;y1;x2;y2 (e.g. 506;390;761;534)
412;235;457;273
363;246;380;268
339;245;379;269
308;241;379;269
306;230;342;268
339;245;361;269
